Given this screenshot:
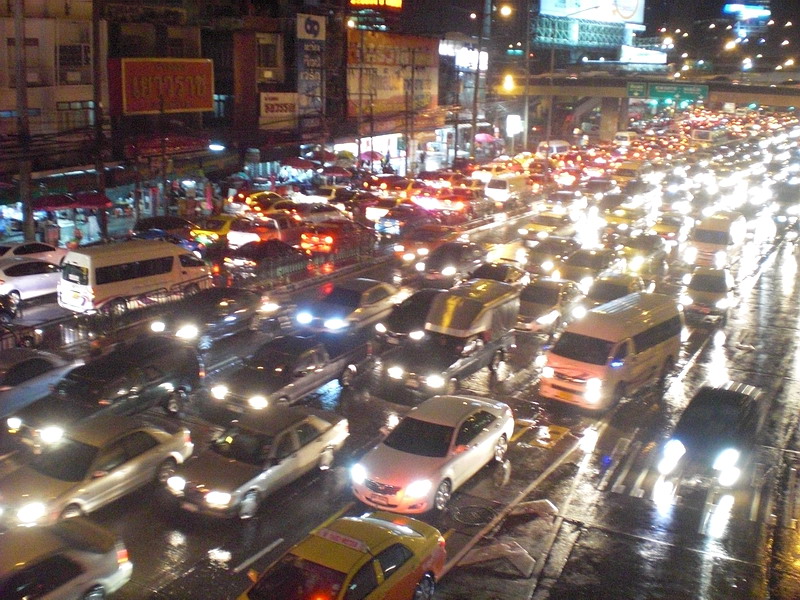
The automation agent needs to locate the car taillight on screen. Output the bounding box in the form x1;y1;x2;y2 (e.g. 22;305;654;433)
116;544;130;565
184;429;192;444
438;534;446;548
324;236;334;244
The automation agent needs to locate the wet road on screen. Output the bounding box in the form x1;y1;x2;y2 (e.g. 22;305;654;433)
5;219;800;599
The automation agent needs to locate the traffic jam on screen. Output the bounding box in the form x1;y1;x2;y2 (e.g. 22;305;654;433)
2;107;800;599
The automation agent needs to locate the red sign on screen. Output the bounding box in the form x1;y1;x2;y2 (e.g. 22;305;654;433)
120;59;214;115
349;0;402;9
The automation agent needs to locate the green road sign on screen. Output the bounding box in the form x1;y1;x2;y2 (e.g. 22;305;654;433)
627;82;647;98
647;83;709;102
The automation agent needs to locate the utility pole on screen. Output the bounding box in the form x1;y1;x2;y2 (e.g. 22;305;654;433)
13;0;34;242
92;0;108;237
522;0;532;149
409;48;416;175
470;0;492;160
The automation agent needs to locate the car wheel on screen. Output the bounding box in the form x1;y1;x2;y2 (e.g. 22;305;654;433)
319;447;334;471
413;573;436;600
109;299;127;317
8;290;20;305
339;364;357;387
493;435;508;463
239;490;260;520
61;504;83;520
444;378;458;395
164;388;188;417
185;283;200;296
433;480;451;512
81;586;105;600
20;335;36;348
489;349;505;373
156;457;177;485
198;334;213;352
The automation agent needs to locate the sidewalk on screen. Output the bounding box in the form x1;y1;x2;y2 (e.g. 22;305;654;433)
1;213;136;246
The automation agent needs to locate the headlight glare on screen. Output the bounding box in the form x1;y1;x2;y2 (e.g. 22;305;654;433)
409;330;425;340
205;491;232;507
17;502;46;524
167;476;186;492
175;324;199;340
713;448;740;472
151;321;166;333
426;374;445;388
405;479;433;498
441;266;457;277
296;311;313;325
210;384;229;400
248;396;268;410
7;417;22;430
375;322;387;333
40;426;63;444
324;318;347;331
351;463;367;484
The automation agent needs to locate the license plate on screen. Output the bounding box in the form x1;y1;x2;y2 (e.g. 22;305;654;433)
552;389;573;402
181;502;199;513
227;403;245;413
370;494;389;505
696;306;710;314
387;337;399;345
406;379;419;389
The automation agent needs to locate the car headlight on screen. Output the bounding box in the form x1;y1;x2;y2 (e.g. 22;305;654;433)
17;502;46;524
417;247;429;256
572;305;587;319
426;374;445;388
657;438;686;475
541;260;554;272
584;377;602;404
536;310;560;325
714;251;727;268
718;466;741;487
387;366;404;379
415;261;426;272
679;294;694;306
175;324;199;340
405;479;433;498
552;269;561;280
375;322;387;333
579;277;594;293
441;266;457;277
296;311;313;325
629;256;644;271
167;476;186;493
684;246;698;263
351;463;367;484
402;252;415;262
394;244;405;252
151;321;166;333
210;384;229;400
248;396;268;410
39;426;63;444
715;298;731;309
518;227;529;236
409;330;425;340
713;448;740;472
541;366;554;378
537;231;549;240
324;318;348;331
205;491;232;507
259;301;280;314
7;416;22;431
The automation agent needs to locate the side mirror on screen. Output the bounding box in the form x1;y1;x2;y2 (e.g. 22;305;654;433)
293;370;307;379
453;444;469;455
247;569;260;584
92;470;108;479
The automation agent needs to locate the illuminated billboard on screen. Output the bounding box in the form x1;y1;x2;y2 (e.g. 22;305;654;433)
116;59;214;116
539;0;645;25
349;0;402;10
723;4;771;19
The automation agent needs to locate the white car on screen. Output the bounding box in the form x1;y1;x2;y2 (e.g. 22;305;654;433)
351;395;514;514
0;241;67;265
0;257;61;301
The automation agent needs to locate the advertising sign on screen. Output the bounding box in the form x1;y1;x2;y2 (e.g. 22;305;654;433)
349;0;402;10
346;31;438;123
260;93;298;131
539;0;644;25
296;14;326;134
120;59;214;115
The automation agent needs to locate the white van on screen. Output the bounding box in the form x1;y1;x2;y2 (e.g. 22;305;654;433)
613;131;638;146
536;140;571;157
683;211;746;268
613;160;652;183
484;173;532;209
58;240;211;315
539;293;683;411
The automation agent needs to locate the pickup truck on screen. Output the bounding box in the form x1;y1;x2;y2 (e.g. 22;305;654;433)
207;331;373;413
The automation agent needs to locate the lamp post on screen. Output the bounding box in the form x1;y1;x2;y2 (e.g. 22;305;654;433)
469;0;492;160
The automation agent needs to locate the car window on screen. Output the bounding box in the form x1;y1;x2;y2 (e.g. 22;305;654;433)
274;432;298;459
1;358;53;387
455;411;497;446
295;421;321;446
142;365;162;383
344;560;379;600
376;543;413;580
94;440;129;472
179;254;204;268
122;430;159;458
0;554;84;599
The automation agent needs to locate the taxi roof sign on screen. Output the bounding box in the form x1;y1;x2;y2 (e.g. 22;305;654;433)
315;528;370;553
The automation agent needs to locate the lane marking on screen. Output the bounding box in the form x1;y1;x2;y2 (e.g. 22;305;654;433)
233;538;284;574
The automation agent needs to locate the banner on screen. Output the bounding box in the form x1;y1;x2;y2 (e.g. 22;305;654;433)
296;14;326;134
260;93;298;131
119;59;214;115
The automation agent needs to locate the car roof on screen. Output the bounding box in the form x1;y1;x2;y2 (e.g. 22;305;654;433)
228;405;315;435
173;287;258;306
0;347;55;369
336;277;388;293
66;414;163;447
408;394;503;427
256;335;320;355
0;256;50;267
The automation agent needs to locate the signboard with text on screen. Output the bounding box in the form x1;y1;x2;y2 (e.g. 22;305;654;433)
539;0;644;25
296;14;326;135
647;83;709;102
260;93;298;130
118;59;214;115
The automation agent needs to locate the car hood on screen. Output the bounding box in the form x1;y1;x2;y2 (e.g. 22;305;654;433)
0;465;74;506
305;303;355;320
560;264;599;280
518;301;554;318
225;367;289;398
16;395;95;428
386;309;427;334
179;450;262;492
384;343;460;372
359;443;446;486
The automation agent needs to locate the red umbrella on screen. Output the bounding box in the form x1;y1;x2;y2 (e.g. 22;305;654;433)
305;150;336;163
281;156;319;169
475;133;495;143
359;151;384;161
321;166;352;177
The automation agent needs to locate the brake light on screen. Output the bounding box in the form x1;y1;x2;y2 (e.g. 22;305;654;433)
116;545;130;565
324;236;334;244
184;429;192;444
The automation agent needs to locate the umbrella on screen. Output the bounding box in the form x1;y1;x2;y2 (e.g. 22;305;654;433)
359;151;384;161
321;166;352;177
281;156;318;169
475;133;495;143
305;150;336;163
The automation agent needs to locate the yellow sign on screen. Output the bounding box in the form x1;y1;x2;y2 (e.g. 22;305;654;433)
350;0;402;10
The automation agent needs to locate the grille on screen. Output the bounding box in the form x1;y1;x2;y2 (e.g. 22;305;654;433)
554;372;587;384
364;479;401;495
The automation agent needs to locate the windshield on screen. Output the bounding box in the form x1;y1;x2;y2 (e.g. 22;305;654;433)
211;426;273;466
405;228;448;242
565;252;604;269
201;218;229;232
521;285;559;305
56;373;110;403
246;554;346;600
533;215;565;227
689;274;729;293
625;237;657;251
677;398;740;438
486;180;509;190
472;264;508;281
30;438;98;482
61;262;89;285
383;416;454;457
589;282;629;303
321;287;361;309
551;332;613;365
247;349;295;373
692;229;730;245
426;245;468;268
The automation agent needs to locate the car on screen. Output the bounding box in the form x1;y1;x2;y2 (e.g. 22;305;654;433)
132;215;199;240
0;257;62;302
622;233;669;279
0;414;193;526
237;511;445;600
351;394;514;513
525;236;581;277
542;189;587;213
222;239;312;281
582;178;620;201
6;336;204;450
657;382;768;488
376;203;439;238
292;202;349;224
516;278;585;335
0;348;72;414
0;241;67;265
417;241;487;288
299;219;377;255
680;266;736;325
295;278;400;333
554;247;626;293
467;260;530;288
392;224;464;267
652;212;694;247
190;214;240;247
375;288;444;346
584;273;647;308
601;204;653;236
518;211;578;245
130;228;206;256
149;287;263;351
0;518;132;599
167;407;348;520
0;293;18;323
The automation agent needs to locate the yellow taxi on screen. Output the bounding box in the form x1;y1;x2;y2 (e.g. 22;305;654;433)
190;214;239;246
392;223;465;266
238;511;446;600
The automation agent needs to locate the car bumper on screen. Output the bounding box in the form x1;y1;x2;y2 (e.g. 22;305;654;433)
102;559;134;595
169;492;239;518
352;483;433;514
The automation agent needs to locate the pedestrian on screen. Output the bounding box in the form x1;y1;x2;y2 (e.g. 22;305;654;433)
87;211;100;241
